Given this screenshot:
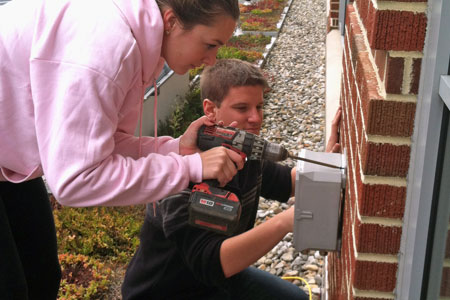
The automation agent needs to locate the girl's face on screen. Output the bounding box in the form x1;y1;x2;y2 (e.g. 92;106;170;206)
161;10;236;74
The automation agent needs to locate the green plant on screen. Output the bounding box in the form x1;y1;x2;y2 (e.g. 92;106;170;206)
238;0;287;31
241;15;277;31
158;87;203;138
251;8;272;15
189;65;205;80
58;254;111;300
239;0;285;13
227;34;271;51
217;46;263;62
54;206;145;263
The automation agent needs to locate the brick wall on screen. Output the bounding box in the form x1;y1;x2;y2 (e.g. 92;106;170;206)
328;0;340;32
327;0;428;299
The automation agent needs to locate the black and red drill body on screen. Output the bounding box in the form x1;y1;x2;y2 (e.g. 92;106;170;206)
188;125;290;235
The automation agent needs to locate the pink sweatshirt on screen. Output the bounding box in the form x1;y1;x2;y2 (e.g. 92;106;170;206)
0;0;202;206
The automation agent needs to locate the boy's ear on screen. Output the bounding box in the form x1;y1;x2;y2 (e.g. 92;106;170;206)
203;99;217;122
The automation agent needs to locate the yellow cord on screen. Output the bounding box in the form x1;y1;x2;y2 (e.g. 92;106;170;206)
281;276;312;300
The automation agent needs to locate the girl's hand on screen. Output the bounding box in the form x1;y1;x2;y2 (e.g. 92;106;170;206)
179;116;215;155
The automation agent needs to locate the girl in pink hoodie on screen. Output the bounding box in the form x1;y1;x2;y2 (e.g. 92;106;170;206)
0;0;242;298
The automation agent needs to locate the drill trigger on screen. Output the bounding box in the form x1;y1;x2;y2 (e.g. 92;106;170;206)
221;143;248;161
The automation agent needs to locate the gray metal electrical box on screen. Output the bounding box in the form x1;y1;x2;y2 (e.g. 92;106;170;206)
293;149;346;252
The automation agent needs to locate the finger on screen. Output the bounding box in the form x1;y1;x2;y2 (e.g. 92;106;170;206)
332;144;341;153
215;148;241;186
332;108;342;125
204;118;215;126
188;115;209;131
218;161;236;187
228;121;238;128
225;149;245;170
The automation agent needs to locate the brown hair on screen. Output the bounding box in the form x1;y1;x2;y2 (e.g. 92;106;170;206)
156;0;240;30
200;59;269;107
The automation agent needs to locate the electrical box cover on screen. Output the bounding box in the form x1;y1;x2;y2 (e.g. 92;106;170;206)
293;149;346;252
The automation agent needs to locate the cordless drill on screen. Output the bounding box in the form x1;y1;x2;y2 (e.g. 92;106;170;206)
188;124;291;235
196;124;291;161
188;125;343;235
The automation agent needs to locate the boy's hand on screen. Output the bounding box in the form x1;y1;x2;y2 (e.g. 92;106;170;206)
326;107;342;153
278;206;295;232
200;147;244;186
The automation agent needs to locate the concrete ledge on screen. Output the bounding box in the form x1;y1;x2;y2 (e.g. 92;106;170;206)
325;29;343;142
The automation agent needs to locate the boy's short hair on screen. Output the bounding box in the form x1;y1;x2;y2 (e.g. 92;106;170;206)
200;59;269;107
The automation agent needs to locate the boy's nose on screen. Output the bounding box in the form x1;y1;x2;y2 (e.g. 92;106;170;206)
248;110;262;124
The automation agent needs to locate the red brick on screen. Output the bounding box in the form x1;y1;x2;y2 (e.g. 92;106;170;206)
350;35;366;72
365;99;416;136
355;0;427;51
330;11;339;18
347;5;362;35
328;252;352;300
346;102;359;162
355;219;402;254
345;19;415;136
374;49;387;82
378;0;426;2
329;2;422;297
355;94;363;150
360;136;411;177
358;182;406;218
350;68;358;115
350;147;407;219
328;185;355;299
354;261;397;291
445;230;450;259
386;56;404;94
355;298;391;300
356;0;369;29
331;2;340;10
441;267;450;297
410;58;422;94
372;10;427;51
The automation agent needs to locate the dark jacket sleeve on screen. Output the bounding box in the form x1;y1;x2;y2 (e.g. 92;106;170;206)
158;193;228;286
260;161;293;202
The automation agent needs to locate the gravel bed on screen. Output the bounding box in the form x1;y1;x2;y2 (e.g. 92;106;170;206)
253;0;327;298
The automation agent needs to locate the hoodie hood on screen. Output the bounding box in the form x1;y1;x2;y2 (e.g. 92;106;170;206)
112;0;165;86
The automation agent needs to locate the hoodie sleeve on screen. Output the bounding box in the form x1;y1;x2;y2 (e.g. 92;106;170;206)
113;132;181;159
30;59;202;207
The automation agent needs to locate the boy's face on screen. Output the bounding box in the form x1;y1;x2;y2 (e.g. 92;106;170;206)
205;85;264;135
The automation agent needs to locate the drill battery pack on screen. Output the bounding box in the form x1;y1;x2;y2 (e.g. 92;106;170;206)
188;182;241;236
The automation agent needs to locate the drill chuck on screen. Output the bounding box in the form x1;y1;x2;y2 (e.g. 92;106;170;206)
262;141;289;161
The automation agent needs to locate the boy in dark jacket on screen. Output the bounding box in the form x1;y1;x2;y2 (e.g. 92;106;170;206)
122;59;341;300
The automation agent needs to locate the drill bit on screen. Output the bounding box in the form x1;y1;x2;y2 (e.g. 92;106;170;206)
288;154;344;170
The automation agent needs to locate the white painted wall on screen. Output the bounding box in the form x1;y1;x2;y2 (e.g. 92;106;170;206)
135;72;190;137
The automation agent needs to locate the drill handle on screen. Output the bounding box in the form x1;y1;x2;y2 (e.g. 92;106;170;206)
221;143;247;161
204;179;220;188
